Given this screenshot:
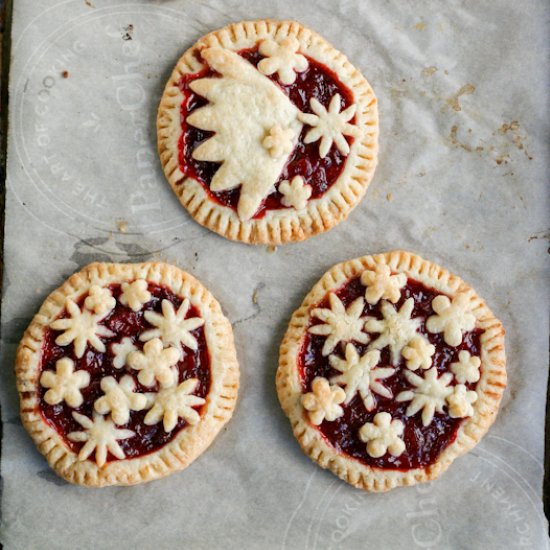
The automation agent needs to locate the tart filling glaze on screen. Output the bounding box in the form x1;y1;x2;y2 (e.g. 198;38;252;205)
40;283;210;461
300;277;483;470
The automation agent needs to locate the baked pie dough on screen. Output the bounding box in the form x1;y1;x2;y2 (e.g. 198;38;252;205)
16;263;239;487
277;251;506;491
158;19;378;244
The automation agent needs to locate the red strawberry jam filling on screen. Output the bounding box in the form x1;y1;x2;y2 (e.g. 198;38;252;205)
299;277;483;470
39;283;210;461
178;46;355;219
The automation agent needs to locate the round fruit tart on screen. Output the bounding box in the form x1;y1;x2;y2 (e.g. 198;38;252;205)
16;262;239;487
157;19;378;244
277;251;506;491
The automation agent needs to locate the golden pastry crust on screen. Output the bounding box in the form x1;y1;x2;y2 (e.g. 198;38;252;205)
276;251;506;492
157;19;378;245
16;262;239;487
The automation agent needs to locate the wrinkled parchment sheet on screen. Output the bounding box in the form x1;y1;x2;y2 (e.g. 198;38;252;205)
1;1;549;548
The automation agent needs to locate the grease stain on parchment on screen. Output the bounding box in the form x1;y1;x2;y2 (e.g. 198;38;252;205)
116;219;128;233
446;84;476;111
496;120;533;160
69;237;153;268
233;283;265;327
421;66;438;78
448;120;534;166
527;230;550;244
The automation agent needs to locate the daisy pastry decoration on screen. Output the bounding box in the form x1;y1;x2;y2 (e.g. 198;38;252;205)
299;94;360;158
365;298;423;365
308;293;369;356
141;299;205;353
277;251;506;492
158;19;378;244
16;262;239;487
329;344;395;410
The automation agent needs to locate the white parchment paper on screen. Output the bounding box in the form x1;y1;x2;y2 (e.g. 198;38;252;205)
1;1;549;548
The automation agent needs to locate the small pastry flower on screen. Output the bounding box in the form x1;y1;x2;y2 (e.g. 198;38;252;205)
301;377;346;425
298;94;360;158
308;293;369;356
402;336;435;371
358;412;406;458
329;344;394;410
365;298;421;365
447;384;478;418
94;375;149;425
119;280;151;312
279;175;312;210
450;350;481;384
262;125;295;159
144;378;206;432
141;299;205;352
127;338;180;388
111;337;138;369
426;292;476;347
84;285;116;316
68;412;134;467
396;367;453;427
40;358;90;407
50;299;114;358
258;37;308;85
360;264;407;305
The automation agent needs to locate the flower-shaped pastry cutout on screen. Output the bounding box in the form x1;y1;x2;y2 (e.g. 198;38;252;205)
365;298;422;365
308;293;369;356
94;375;149;425
50;299;114;358
119;280;151;312
447;384;478;418
127;338;180;388
301;377;346;425
279;175;312;210
262;125;295;159
329;344;394;410
360;264;407;305
144;378;206;432
258;36;308;85
426;292;476;347
396;367;453;427
358;412;406;458
40;358;90;408
141;299;205;352
84;285;116;316
450;350;481;384
402;336;435;371
298;94;360;158
68;412;134;467
111;337;138;369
